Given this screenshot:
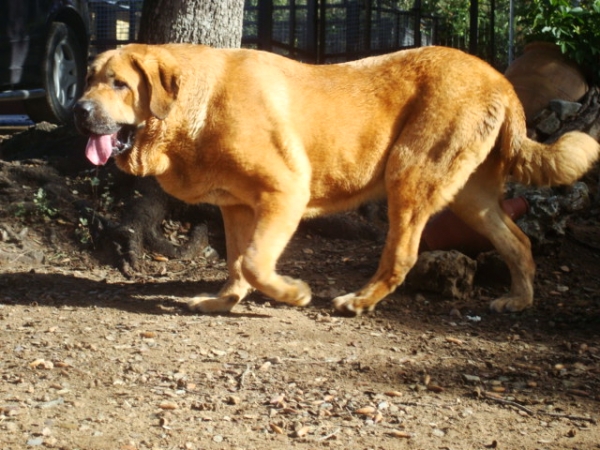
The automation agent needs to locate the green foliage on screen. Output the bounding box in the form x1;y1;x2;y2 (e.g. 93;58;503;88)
79;174;114;213
75;216;93;245
422;0;469;36
520;0;600;82
33;188;58;219
72;174;117;246
13;188;58;222
422;0;514;69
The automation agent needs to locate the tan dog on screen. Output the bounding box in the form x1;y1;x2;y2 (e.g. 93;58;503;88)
74;43;599;315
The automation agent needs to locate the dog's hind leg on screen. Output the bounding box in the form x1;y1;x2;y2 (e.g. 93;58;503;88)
449;159;535;312
333;122;503;315
333;165;441;315
188;205;256;313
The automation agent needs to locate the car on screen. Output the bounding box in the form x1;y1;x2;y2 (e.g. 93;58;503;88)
0;0;90;124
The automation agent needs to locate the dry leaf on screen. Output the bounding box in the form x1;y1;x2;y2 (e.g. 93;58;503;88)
295;425;311;437
427;384;444;393
140;331;156;339
389;430;412;438
445;336;463;345
385;390;403;397
270;394;285;406
270;423;285;434
355;406;376;416
159;401;178;410
29;359;54;370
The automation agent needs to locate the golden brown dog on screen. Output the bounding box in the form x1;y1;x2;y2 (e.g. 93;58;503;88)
74;43;599;315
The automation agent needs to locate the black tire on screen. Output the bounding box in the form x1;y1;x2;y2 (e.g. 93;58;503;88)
25;22;87;124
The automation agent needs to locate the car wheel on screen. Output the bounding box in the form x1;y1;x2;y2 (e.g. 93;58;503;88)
25;22;87;124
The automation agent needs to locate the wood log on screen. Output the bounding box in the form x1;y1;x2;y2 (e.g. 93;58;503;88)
546;86;600;142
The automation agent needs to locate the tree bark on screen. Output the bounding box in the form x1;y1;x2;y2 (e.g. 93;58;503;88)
139;0;244;47
104;0;245;275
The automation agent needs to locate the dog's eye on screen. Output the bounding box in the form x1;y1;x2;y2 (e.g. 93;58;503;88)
113;79;129;90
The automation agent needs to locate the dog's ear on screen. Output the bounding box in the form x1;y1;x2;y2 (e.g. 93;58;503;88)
131;48;181;120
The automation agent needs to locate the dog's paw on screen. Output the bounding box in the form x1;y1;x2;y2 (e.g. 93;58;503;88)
489;295;532;313
333;293;376;316
278;276;312;307
188;294;239;314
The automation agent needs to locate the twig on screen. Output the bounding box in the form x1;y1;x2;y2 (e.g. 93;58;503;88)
238;364;252;390
317;427;341;441
482;392;535;416
482;392;597;423
396;401;442;409
538;411;597;424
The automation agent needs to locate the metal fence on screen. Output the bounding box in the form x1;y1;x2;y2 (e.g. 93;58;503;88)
89;1;445;64
88;0;143;55
243;0;441;63
87;1;511;75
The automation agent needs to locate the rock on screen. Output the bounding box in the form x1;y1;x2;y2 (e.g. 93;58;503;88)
406;250;476;299
535;111;561;135
512;182;591;244
0;249;45;267
548;99;582;120
462;374;481;383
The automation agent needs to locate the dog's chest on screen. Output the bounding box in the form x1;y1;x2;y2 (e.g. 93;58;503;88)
195;188;239;205
157;172;237;206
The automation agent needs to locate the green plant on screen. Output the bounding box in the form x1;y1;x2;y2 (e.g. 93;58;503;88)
12;203;28;219
75;216;93;245
85;174;115;212
521;0;600;82
33;188;58;219
13;187;58;222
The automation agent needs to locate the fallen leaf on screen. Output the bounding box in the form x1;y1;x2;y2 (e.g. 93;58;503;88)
388;430;412;438
270;423;285;434
385;390;403;397
354;406;376;416
159;401;178;410
295;425;311;437
445;336;463;345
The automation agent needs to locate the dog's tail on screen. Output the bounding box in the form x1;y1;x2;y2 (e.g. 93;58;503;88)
503;110;600;186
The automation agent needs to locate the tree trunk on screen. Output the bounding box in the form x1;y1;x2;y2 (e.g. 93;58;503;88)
139;0;244;47
103;0;245;276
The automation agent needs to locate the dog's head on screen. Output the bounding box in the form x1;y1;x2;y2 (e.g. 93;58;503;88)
74;44;181;166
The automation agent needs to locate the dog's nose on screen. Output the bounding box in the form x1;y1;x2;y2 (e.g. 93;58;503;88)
73;100;94;120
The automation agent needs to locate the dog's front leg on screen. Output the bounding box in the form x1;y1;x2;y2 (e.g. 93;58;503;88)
240;192;312;308
188;205;255;313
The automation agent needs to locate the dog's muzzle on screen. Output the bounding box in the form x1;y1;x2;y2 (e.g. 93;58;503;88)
74;99;137;166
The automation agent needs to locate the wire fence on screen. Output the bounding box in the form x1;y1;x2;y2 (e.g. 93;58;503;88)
89;0;439;63
243;0;441;63
88;1;506;69
88;0;143;55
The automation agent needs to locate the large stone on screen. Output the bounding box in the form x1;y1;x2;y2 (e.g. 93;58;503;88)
406;250;476;299
548;99;582;121
535;111;561;135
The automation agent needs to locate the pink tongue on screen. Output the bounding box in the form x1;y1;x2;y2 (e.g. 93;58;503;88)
85;134;115;166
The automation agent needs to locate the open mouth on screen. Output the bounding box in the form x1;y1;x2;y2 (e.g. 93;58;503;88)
114;125;136;156
85;125;137;166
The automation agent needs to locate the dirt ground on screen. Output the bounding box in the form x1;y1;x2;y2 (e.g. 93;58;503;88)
1;126;600;450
